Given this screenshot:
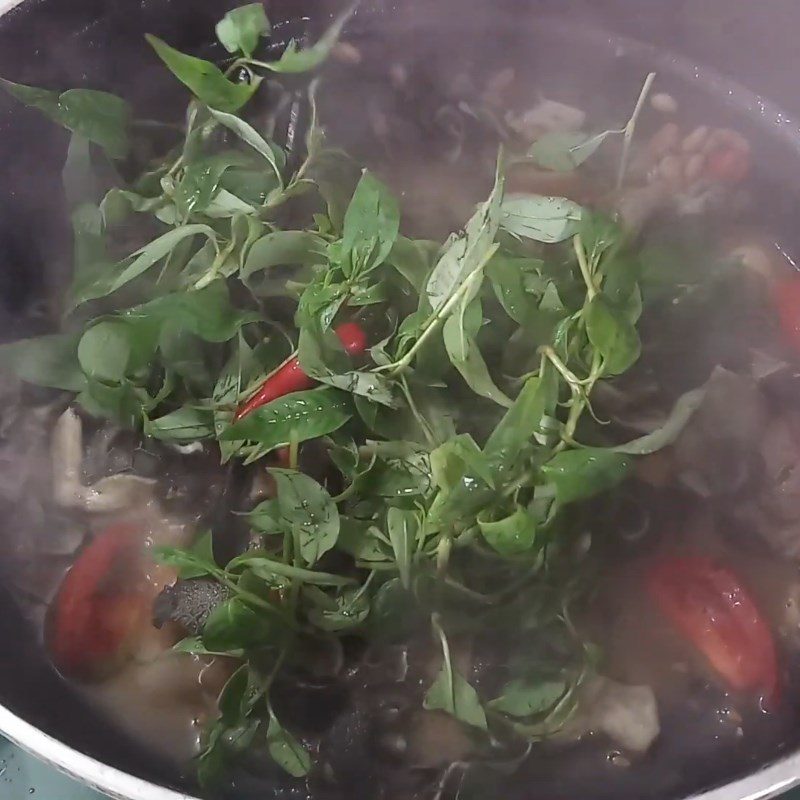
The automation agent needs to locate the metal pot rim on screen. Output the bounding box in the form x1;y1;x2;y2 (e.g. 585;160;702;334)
0;0;799;798
0;703;197;800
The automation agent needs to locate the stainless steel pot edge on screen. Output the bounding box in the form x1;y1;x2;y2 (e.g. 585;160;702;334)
0;703;197;800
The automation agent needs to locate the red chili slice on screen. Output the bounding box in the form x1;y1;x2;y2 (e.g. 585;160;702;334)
647;555;779;703
233;321;368;422
47;522;150;681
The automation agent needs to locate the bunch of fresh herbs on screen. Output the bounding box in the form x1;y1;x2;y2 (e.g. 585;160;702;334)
0;4;689;786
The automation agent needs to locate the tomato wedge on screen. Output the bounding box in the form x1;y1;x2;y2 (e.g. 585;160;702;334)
647;555;779;703
47;522;150;681
773;276;800;356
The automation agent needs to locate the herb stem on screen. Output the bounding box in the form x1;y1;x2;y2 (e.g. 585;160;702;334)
616;72;657;192
432;614;456;712
573;235;596;300
399;374;436;448
382;245;498;376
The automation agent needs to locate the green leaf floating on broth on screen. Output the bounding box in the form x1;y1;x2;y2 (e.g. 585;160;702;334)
487;678;568;718
266;711;311;778
0;81;131;158
215;3;271;57
527;130;615;172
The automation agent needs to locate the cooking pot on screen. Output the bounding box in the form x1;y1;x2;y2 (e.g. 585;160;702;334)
1;0;800;798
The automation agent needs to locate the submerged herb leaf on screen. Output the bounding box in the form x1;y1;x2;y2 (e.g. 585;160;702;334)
266;711;311;777
488;678;567;717
424;664;488;731
527;131;614;172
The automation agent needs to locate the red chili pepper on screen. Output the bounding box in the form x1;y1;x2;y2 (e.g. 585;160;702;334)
233;322;367;422
773;276;800;355
647;555;779;703
47;522;150;681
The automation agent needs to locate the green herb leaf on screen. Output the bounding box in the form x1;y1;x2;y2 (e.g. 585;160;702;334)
145;406;216;442
128;280;258;343
309;585;370;631
584;294;641;375
613;385;707;455
337;518;390;562
175;152;249;218
229;554;357;586
387;507;417;589
262;4;355;73
77;321;132;382
0;80;130;158
154;545;217;579
221;387;352;450
424;664;487;731
500;195;583;244
72;224;217;308
340;170;400;278
203;596;278;651
443;297;512;407
426;160;504;312
207;108;283;184
488;678;567;717
270;468;340;565
242;230;327;284
216;3;270;57
266;711;311;777
430;433;495;492
145;35;258;113
541;448;631;505
527;131;614;172
477;505;538;556
485;254;545;324
0;333;85;392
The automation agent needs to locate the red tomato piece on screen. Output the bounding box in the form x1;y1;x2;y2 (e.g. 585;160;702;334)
773;276;800;355
47;522;150;681
647;555;779;703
